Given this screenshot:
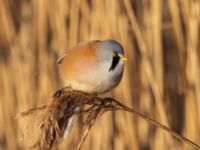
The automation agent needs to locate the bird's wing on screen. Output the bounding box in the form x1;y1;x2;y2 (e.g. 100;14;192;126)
57;40;101;64
57;53;67;64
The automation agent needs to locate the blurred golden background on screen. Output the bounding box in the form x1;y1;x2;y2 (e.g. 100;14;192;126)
0;0;200;149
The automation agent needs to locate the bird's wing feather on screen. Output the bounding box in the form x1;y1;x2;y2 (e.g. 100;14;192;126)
58;40;102;82
57;40;101;64
57;53;67;64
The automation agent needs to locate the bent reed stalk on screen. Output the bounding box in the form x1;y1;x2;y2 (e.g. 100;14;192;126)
18;87;200;150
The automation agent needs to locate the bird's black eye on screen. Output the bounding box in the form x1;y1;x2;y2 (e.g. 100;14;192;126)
109;52;120;71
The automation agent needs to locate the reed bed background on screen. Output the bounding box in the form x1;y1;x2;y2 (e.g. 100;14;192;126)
0;0;200;149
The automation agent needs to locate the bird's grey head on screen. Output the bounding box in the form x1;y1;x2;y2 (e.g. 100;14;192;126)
99;39;124;55
97;39;126;71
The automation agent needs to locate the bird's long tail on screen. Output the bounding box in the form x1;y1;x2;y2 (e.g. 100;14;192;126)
63;115;75;139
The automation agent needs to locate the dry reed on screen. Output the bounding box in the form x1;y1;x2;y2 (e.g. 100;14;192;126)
18;87;200;150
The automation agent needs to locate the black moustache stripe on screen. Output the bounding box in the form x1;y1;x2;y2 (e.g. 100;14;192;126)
109;54;120;71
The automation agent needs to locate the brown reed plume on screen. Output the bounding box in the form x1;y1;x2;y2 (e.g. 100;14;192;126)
17;87;200;150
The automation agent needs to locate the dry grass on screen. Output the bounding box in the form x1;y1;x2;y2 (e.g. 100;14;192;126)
0;0;200;150
17;87;200;150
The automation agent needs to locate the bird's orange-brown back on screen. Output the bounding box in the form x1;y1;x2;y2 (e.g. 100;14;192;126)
58;41;101;82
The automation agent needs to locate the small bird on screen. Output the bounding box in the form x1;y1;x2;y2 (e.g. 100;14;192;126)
57;39;127;95
57;39;127;138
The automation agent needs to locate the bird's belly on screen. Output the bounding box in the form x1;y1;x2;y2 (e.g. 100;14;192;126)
64;71;122;94
64;80;99;94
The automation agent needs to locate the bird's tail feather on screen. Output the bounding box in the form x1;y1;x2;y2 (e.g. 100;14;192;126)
63;115;75;139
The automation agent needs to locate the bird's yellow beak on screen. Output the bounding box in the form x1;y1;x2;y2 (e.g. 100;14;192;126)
120;55;128;62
